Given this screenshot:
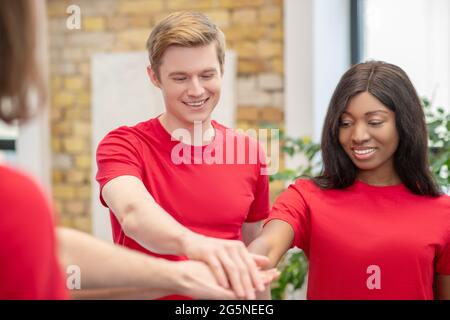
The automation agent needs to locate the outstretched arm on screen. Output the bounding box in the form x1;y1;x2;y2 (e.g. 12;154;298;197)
248;219;295;299
248;219;295;268
101;175;270;299
57;227;237;300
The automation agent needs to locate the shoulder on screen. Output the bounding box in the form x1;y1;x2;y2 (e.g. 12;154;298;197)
0;165;45;198
420;193;450;215
97;119;154;151
433;194;450;243
0;165;53;225
434;193;450;221
100;119;150;142
291;178;321;193
437;193;450;206
276;178;321;204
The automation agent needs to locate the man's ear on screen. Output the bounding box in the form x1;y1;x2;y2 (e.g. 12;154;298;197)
147;65;161;88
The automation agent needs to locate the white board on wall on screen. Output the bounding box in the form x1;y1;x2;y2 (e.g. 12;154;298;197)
91;51;236;241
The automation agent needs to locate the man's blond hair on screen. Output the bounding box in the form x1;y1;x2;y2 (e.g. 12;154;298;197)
146;11;226;79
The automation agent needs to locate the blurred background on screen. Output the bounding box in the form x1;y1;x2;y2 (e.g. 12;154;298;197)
0;0;448;298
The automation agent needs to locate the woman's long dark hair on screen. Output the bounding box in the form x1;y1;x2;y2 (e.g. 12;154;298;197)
313;61;442;196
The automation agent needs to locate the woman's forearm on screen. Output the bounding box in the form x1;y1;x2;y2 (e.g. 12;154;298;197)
56;227;240;300
248;219;295;269
57;227;177;295
69;287;166;300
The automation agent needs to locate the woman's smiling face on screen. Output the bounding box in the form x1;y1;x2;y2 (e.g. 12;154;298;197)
338;91;400;182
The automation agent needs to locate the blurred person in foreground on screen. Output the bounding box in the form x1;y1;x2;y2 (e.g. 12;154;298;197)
0;0;278;300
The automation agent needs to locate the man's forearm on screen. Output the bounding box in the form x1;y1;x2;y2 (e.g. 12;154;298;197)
101;176;275;300
119;199;199;256
102;176;198;256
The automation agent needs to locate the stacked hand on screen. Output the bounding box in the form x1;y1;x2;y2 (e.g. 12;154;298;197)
174;260;279;300
183;233;279;299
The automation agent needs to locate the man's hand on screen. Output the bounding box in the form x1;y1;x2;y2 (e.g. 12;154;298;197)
172;261;237;299
183;233;272;300
173;260;280;300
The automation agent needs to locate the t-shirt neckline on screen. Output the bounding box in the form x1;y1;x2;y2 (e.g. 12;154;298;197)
354;178;407;193
151;116;221;151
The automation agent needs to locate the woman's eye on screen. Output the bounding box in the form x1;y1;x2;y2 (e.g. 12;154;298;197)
369;121;383;126
339;120;351;127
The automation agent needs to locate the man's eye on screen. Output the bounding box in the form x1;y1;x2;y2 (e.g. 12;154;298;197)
201;74;214;79
173;77;187;81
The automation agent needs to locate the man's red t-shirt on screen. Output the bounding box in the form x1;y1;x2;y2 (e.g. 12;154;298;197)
268;178;450;300
0;165;68;300
96;117;270;298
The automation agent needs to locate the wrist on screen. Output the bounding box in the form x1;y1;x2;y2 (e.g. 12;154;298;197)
180;230;204;257
165;262;189;296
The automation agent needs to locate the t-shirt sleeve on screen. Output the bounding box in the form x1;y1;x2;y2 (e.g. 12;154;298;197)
265;179;311;253
245;143;270;222
96;127;144;207
246;168;270;223
436;233;450;275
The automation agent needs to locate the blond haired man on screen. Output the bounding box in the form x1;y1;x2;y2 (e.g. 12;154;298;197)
96;12;272;300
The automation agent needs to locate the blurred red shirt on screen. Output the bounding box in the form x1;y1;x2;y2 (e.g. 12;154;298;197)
0;165;68;300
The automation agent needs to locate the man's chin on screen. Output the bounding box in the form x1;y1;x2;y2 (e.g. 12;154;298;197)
184;112;213;124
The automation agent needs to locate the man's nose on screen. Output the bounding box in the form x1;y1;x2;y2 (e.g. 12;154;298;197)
187;77;205;97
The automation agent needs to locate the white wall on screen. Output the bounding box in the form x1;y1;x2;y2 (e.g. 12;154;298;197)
284;0;314;141
284;0;350;162
312;0;351;141
364;0;450;110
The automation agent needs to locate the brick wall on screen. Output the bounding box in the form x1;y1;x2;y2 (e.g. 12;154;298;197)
47;0;285;232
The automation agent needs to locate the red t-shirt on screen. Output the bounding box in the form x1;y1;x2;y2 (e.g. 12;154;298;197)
0;165;68;300
268;178;450;300
96;117;270;298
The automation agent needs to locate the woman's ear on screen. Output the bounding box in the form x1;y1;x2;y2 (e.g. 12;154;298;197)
147;65;160;88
